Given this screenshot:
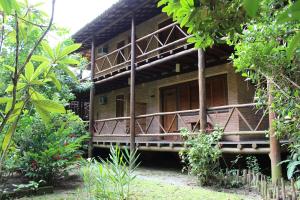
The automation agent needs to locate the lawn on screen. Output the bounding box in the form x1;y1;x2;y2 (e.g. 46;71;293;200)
20;178;249;200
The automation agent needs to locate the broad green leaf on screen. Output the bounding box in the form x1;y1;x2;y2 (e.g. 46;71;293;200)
49;73;62;91
31;55;49;62
58;44;81;59
41;41;54;59
287;161;300;179
287;32;300;60
33;102;50;123
59;58;80;65
0;97;11;104
25;62;34;81
29;88;46;100
55;42;62;58
5;83;26;93
0;0;19;14
31;62;49;80
61;66;77;81
1;119;17;151
243;0;259;17
32;99;66;113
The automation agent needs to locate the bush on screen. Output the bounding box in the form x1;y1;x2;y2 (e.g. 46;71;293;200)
11;111;89;184
179;128;223;186
80;146;139;200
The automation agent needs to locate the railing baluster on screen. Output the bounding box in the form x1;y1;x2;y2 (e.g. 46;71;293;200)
236;107;254;131
111;120;119;135
223;107;235;131
166;114;177;133
145;116;154;134
164;25;175;45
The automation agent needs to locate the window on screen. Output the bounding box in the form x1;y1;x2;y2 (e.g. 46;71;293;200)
116;95;125;117
206;74;228;107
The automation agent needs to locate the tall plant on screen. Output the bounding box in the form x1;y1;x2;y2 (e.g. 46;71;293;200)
0;0;82;178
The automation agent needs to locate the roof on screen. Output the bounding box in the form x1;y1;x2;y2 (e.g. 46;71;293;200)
72;0;161;51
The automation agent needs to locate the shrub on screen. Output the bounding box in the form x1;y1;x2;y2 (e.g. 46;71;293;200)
11;111;89;184
80;146;139;200
246;156;261;174
179;128;223;186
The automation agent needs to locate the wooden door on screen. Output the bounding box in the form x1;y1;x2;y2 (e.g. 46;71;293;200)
161;87;177;132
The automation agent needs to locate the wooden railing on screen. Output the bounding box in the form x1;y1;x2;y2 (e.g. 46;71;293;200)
93;103;269;137
93;22;192;78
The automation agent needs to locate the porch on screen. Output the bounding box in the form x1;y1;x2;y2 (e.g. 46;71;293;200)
91;103;287;154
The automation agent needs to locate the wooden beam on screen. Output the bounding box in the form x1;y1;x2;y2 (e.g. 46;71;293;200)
88;37;96;158
130;15;136;153
198;49;207;131
268;79;282;184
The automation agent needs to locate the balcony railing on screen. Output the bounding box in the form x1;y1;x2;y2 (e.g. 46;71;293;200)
93;103;269;138
91;22;192;78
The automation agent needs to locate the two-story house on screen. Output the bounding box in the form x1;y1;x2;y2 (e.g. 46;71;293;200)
72;0;284;156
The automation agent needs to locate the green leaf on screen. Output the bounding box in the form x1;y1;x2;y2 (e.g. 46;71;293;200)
25;62;34;81
243;0;259;17
58;44;81;59
287;32;300;60
1;119;17;151
287;161;300;179
41;42;54;59
29;88;46;100
32;99;65;113
61;66;77;81
0;97;11;104
49;73;62;91
32;99;65;123
59;58;80;65
31;62;49;80
31;55;49;62
5;83;26;93
0;0;19;14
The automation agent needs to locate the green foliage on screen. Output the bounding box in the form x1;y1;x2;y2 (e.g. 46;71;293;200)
246;156;261;173
179;128;223;185
80;146;140;200
158;0;247;48
0;0;84;178
7;112;89;184
159;0;300;183
283;144;300;189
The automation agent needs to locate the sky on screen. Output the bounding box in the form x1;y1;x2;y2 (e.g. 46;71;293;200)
30;0;118;40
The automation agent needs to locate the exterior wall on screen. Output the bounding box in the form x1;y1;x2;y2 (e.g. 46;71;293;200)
93;63;249;136
95;13;169;74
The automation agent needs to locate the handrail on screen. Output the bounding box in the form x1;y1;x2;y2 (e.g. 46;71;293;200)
94;103;258;121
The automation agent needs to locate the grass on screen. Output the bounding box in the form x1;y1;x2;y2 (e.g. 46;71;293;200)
20;178;248;200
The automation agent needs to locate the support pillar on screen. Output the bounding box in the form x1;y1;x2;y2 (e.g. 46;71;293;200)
268;79;282;184
88;37;96;158
130;15;136;152
198;49;207;132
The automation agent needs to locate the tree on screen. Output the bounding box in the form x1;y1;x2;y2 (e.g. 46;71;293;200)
0;0;82;178
158;0;300;184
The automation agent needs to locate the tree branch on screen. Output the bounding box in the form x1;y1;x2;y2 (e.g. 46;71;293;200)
0;12;5;54
17;0;56;78
18;17;48;29
0;12;20;134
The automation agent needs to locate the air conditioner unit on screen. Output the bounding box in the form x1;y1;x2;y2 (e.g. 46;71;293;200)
97;47;108;56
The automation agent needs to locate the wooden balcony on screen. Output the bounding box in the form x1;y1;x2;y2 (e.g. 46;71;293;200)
91;103;288;154
87;22;192;80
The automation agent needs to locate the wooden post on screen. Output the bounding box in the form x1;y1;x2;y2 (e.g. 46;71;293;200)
267;79;282;184
88;36;96;158
129;14;136;153
198;49;207;131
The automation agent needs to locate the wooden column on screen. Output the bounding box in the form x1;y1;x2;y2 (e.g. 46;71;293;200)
198;49;207;132
268;79;282;184
88;37;96;158
129;15;136;152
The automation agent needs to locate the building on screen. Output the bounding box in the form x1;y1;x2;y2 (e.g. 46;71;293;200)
72;0;284;155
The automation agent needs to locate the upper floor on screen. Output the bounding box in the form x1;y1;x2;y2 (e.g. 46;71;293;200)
73;0;230;82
